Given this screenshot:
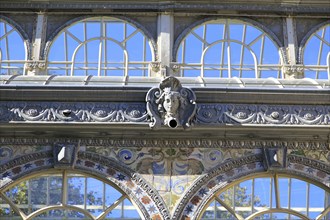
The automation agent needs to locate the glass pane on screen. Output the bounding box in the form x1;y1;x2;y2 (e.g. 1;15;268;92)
200;200;215;219
272;212;288;219
105;184;122;207
48;17;153;77
5;181;29;215
106;203;122;218
123;199;141;219
0;197;22;219
290;178;307;213
68;175;85;206
200;200;235;220
234;180;252;218
279;177;289;208
86;177;104;217
34;209;90;220
254;178;271;209
219;188;234;207
0;20;26;76
235;180;252;207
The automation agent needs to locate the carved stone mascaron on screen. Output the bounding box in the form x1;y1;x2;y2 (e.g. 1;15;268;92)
146;76;197;129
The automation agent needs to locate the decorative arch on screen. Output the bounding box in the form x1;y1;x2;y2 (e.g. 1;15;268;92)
299;21;330;79
172;153;330;220
0;16;30;75
44;16;157;76
0;151;170;220
174;17;282;58
299;20;330;50
174;17;283;79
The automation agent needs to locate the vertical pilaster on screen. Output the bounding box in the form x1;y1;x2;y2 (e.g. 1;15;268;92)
283;17;303;79
27;12;47;75
286;17;297;65
156;13;174;77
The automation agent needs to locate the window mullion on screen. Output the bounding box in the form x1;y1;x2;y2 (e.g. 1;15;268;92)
258;35;265;78
306;183;310;217
182;39;186;76
28;179;31;214
316;29;325;79
4;23;10;74
96;195;127;220
143;36;146;76
251;178;255;214
0;28;14;41
97;39;103;76
64;31;68;76
274;174;280;209
288;178;291;220
84;22;87;76
62;170;68;205
103;21;107;76
239;24;247;78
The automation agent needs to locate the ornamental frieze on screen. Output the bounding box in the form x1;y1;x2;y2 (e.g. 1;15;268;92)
0;101;329;125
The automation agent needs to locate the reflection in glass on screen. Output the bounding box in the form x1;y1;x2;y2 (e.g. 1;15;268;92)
199;176;329;220
1;172;142;219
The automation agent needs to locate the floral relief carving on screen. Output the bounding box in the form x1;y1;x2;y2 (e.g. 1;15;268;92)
0;101;329;125
196;104;330;125
0;102;148;123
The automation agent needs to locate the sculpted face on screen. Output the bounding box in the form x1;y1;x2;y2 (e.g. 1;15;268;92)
163;92;180;114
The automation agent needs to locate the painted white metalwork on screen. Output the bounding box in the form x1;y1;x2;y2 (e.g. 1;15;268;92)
303;24;330;79
0;171;142;220
200;175;330;220
0;19;27;75
47;17;154;77
177;19;283;79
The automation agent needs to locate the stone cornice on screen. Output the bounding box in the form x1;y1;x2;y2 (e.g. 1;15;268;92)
1;86;329;104
1;1;329;14
0;137;328;150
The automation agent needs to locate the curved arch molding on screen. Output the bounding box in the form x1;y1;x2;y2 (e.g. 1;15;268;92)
0;151;171;220
172;154;330;220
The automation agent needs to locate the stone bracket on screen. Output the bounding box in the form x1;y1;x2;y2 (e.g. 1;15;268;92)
263;147;287;170
283;64;304;79
53;143;78;168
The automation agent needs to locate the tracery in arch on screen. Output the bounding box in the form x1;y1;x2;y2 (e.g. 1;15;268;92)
0;18;27;75
199;175;330;220
47;17;154;77
176;19;282;79
173;153;330;220
0;150;170;220
0;171;143;220
303;23;330;79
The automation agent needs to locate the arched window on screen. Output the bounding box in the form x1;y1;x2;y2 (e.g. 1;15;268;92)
200;175;330;220
0;171;143;220
303;24;330;79
0;19;27;75
177;19;282;79
47;17;154;77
